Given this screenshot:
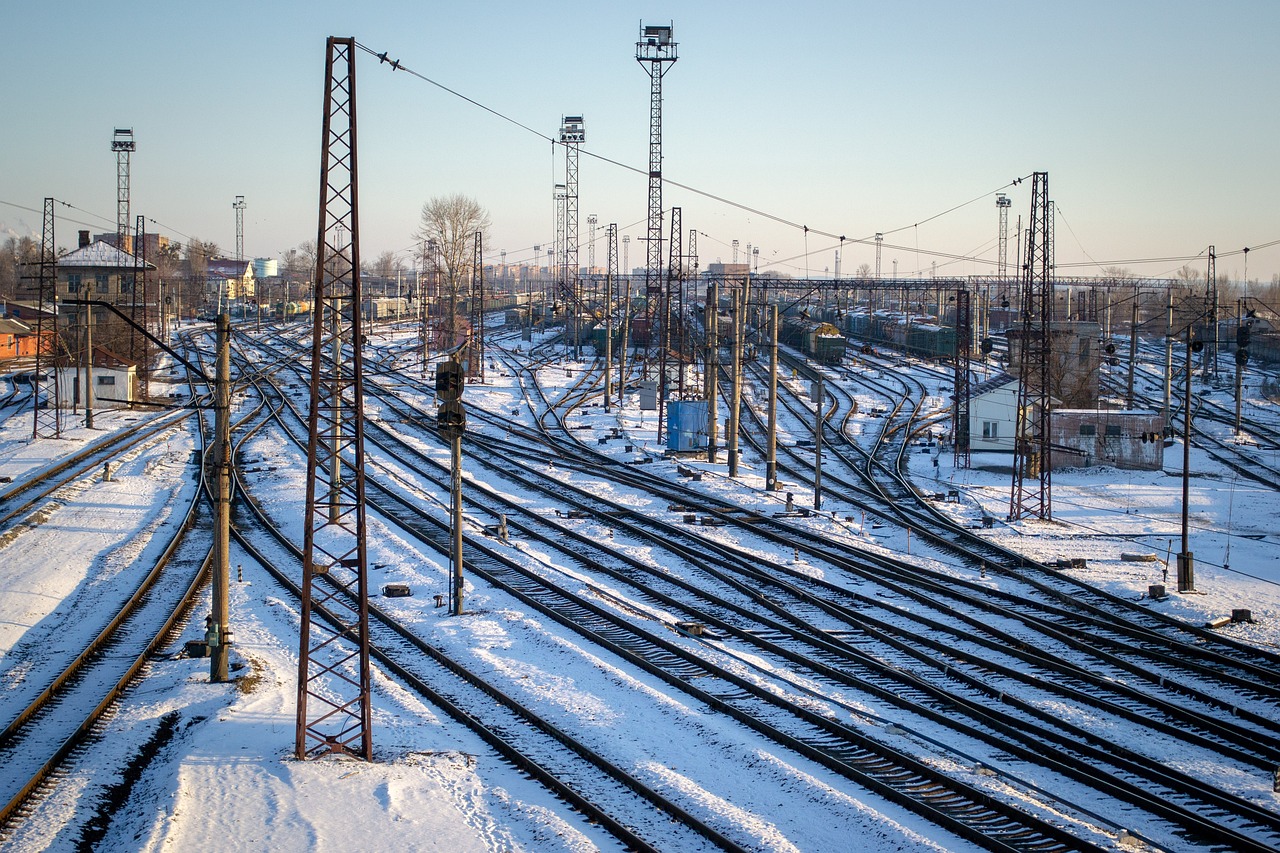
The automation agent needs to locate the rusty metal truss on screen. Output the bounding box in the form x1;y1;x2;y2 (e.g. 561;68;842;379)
297;36;372;762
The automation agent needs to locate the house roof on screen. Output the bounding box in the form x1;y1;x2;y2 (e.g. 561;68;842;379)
0;317;33;335
91;345;136;369
969;371;1017;399
207;258;253;278
57;240;155;271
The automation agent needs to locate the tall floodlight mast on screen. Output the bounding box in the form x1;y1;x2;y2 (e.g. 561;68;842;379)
1008;172;1053;521
233;196;246;261
111;129;135;252
996;193;1012;280
636;22;677;353
297;36;372;761
561;116;584;351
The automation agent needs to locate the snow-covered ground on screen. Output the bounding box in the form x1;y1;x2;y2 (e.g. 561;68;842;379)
2;329;1278;852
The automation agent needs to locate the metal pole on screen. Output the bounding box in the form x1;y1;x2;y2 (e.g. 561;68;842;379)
706;280;719;463
1163;291;1173;428
451;433;464;615
813;372;823;511
1178;327;1195;593
766;304;779;490
212;313;232;682
728;283;742;477
84;300;95;429
1235;297;1244;435
604;266;613;412
1126;291;1138;408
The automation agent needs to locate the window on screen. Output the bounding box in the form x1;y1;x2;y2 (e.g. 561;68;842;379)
96;274;109;294
982;421;999;439
97;375;116;386
1079;337;1091;365
67;274;82;293
1105;424;1121;437
1079;424;1096;436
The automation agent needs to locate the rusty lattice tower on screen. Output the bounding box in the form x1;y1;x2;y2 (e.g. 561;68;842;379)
131;214;150;399
636;22;677;353
32;198;61;438
1008;171;1053;521
297;36;372;761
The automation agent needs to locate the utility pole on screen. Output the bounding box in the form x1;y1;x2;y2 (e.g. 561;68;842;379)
728;282;742;477
604;224;617;412
82;297;95;429
1178;326;1195;593
211;313;232;682
766;303;779;490
813;372;823;511
1126;290;1139;408
1163;291;1173;428
706;278;718;463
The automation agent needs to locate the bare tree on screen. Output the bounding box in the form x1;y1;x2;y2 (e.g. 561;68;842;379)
854;262;873;278
415;194;490;344
0;236;40;302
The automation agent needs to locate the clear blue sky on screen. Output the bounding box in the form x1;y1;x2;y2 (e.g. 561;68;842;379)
4;1;1278;283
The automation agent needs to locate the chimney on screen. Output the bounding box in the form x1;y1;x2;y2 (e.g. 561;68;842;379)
79;230;90;248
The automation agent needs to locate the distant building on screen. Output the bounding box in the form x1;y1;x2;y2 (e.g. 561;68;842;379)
1005;321;1102;408
92;230;171;259
57;233;155;327
206;258;256;302
253;257;278;279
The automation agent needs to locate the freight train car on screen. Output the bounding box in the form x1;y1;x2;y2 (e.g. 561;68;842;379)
781;316;846;365
845;310;956;360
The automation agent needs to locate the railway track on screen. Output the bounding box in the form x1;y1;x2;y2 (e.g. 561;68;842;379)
240;326;1280;850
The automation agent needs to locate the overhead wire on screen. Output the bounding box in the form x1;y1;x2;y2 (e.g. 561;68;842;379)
354;41;1031;268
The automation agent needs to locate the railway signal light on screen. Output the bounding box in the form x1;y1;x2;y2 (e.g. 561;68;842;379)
435;359;464;402
1236;348;1249;366
437;399;466;440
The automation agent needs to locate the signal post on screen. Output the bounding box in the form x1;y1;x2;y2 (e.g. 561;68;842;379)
436;356;466;615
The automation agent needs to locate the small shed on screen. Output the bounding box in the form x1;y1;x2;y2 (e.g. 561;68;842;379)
56;346;137;409
968;372;1019;452
1050;410;1165;471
